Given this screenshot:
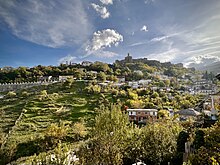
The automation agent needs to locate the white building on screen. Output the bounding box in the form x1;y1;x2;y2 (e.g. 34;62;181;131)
59;75;74;82
39;76;53;82
128;81;139;89
117;77;125;83
138;79;152;86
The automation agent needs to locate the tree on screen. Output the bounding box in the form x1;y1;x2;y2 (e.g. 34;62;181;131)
151;92;159;98
158;110;170;119
97;72;107;82
126;99;144;109
140;121;183;164
128;90;138;100
115;69;121;76
180;100;192;109
177;131;189;153
164;79;170;87
133;70;143;80
158;81;166;87
63;77;74;88
144;102;156;109
74;69;84;80
91;61;110;73
78;105;132;165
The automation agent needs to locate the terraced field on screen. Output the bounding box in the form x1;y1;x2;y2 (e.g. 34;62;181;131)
0;81;99;163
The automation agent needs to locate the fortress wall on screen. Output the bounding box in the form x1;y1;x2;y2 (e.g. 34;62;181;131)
0;81;54;92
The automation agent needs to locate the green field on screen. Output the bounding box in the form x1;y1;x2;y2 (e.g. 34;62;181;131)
0;81;101;163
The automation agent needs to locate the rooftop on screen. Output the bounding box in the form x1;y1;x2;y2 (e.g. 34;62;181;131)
176;108;201;116
127;109;158;112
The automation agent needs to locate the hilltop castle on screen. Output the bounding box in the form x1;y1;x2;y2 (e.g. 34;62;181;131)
115;53;184;68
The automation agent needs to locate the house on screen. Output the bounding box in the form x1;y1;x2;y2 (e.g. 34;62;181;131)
127;109;158;124
160;75;169;80
98;82;108;86
70;62;77;66
128;81;139;89
58;75;74;82
150;86;159;91
203;110;212;117
112;82;125;87
81;61;93;66
117;76;126;83
175;108;201;121
196;89;214;95
39;76;53;82
132;161;146;165
153;71;162;76
138;79;152;86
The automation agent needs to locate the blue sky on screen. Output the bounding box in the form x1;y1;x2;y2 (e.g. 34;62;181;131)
0;0;220;68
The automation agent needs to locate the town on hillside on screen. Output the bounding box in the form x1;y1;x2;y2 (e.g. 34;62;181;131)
0;54;219;165
0;54;219;123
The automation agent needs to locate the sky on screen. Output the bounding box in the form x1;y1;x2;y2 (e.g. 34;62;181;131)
0;0;220;68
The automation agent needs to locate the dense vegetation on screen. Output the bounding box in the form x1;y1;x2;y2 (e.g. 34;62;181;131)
0;59;195;83
0;80;219;164
0;59;219;164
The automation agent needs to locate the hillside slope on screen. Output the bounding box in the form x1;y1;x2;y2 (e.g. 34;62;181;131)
0;81;99;164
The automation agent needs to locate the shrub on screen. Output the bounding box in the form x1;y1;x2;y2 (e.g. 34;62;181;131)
6;91;16;98
21;91;29;97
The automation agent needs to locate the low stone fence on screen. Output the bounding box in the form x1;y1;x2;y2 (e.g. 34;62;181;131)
0;81;56;92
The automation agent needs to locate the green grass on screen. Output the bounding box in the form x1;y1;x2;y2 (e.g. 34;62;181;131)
0;81;97;144
0;81;114;163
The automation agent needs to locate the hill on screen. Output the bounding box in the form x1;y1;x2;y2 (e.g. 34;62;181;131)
0;54;194;84
0;81;100;164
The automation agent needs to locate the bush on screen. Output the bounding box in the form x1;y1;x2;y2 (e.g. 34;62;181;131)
21;91;29;97
43;122;69;150
6;91;16;98
72;122;87;140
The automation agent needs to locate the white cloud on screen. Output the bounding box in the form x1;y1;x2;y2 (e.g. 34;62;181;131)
0;0;92;48
151;36;169;42
129;41;147;47
91;3;110;19
58;55;77;64
140;25;148;32
184;55;220;68
94;50;118;58
100;0;113;5
147;48;181;63
150;32;181;42
86;29;123;52
144;0;155;4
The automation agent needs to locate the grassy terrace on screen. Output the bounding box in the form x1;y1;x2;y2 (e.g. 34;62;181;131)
0;81;101;162
0;98;26;136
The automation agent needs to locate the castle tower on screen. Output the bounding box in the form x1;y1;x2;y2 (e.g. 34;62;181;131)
125;53;133;63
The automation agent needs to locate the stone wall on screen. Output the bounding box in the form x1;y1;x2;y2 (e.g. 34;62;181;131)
0;81;55;92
